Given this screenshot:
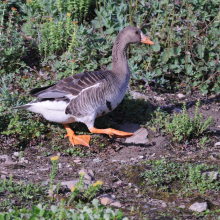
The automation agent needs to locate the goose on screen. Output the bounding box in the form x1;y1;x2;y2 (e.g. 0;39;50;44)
13;26;154;147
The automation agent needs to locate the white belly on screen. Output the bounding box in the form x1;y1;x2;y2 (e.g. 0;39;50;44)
28;100;75;124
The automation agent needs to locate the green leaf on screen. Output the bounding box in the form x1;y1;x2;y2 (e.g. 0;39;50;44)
152;43;160;52
196;44;205;59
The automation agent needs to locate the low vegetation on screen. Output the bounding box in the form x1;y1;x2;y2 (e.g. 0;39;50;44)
0;0;220;218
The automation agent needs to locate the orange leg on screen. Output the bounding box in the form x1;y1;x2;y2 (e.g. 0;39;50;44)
63;124;91;147
89;127;133;138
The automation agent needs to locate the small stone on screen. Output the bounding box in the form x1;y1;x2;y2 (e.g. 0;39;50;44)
154;96;164;101
93;158;102;163
130;90;149;101
61;180;79;190
134;188;138;192
189;202;208;212
58;163;62;169
139;155;145;159
0;155;10;161
172;108;182;113
120;160;126;164
177;93;186;99
119;123;149;144
20;158;28;164
78;168;94;181
214;142;220;148
37;156;41;159
73;159;81;163
1;175;6;180
203;171;218;180
111;201;122;208
210;155;216;161
161;202;167;208
13;152;19;157
179;205;185;209
98;194;115;205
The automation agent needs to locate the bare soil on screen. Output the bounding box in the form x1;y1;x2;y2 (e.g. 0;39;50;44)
1;89;220;219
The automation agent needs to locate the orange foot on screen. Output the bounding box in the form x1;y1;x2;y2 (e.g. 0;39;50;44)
89;127;133;138
63;124;91;147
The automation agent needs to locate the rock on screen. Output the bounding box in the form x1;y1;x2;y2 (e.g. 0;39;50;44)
139;155;145;159
172;108;182;113
58;163;63;169
111;201;122;208
203;171;218;180
130;90;149;101
78;168;94;181
37;156;41;159
20;158;28;164
98;194;115;205
1;175;6;180
73;159;81;163
61;180;79;190
179;205;186;209
119;123;149;144
13;152;19;157
177;93;186;99
214;142;220;148
189;202;208;212
93;158;102;163
153;96;164;101
0;155;11;161
4;160;15;165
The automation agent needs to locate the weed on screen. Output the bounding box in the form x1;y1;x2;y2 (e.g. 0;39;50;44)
165;100;214;147
141;159;220;195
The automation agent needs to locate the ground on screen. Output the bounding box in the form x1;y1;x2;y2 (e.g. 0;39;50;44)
0;88;220;219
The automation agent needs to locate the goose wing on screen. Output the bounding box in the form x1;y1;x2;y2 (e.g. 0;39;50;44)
30;71;107;100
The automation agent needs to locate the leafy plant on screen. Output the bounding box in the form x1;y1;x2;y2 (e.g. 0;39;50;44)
165;100;214;147
141;159;220;194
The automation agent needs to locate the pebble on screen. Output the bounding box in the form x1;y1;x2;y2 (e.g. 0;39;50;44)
177;93;186;99
0;155;10;160
130;90;149;101
61;180;79;190
154;96;164;101
13;152;19;157
73;159;81;163
58;163;63;169
98;194;115;205
78;168;94;181
37;156;41;159
214;142;220;147
111;201;122;208
119;123;149;144
189;202;208;212
20;158;28;164
179;205;186;209
1;175;6;180
172;108;182;113
139;155;145;159
93;158;102;163
203;171;218;180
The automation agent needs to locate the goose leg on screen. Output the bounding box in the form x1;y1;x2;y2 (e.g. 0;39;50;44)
63;124;91;147
89;127;133;138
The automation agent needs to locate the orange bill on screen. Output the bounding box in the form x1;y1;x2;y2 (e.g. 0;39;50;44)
141;33;154;45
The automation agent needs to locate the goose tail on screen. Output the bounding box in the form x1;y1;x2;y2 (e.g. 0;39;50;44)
12;104;31;110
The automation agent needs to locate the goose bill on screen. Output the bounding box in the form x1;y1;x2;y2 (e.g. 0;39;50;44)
141;33;154;45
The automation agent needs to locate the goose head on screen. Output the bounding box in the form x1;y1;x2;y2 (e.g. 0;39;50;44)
118;26;154;45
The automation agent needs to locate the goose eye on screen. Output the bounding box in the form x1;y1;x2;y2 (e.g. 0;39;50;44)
135;31;139;35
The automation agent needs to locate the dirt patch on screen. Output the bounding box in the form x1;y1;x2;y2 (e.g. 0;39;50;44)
1;90;220;219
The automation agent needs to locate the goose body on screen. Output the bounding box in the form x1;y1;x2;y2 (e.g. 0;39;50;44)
14;26;154;147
